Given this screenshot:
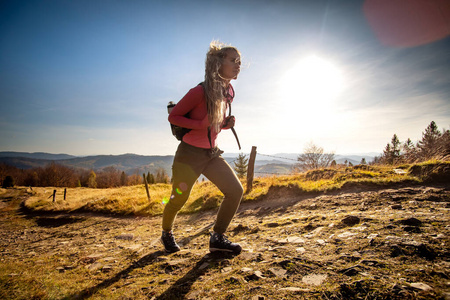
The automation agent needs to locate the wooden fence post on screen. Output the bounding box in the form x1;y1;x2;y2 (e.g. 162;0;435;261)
143;173;151;201
52;190;56;202
64;188;67;200
246;146;257;193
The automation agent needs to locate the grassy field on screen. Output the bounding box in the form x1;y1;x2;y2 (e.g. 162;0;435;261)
0;160;449;299
23;161;450;217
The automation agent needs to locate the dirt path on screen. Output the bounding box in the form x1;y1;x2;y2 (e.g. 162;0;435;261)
0;185;449;299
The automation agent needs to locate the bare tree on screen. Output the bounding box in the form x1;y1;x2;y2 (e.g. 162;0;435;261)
97;166;121;188
0;163;22;187
295;142;335;172
127;173;142;185
38;163;77;187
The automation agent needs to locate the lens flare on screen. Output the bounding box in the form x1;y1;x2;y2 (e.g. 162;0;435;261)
176;188;182;195
179;182;188;191
162;197;169;205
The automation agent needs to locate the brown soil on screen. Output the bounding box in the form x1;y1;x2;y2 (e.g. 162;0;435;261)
0;184;449;299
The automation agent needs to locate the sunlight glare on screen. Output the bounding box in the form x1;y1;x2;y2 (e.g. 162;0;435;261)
277;55;346;135
279;55;344;108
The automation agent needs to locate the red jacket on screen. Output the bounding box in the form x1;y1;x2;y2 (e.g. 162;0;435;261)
168;84;234;149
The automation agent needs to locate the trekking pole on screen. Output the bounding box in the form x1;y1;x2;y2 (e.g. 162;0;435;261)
226;99;241;150
231;127;241;150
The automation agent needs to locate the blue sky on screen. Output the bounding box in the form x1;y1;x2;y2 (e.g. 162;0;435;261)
1;0;449;156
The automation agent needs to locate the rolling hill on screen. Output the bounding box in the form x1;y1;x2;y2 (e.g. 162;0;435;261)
0;151;377;177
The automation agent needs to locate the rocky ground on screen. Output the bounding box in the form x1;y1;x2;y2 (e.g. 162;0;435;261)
0;183;449;299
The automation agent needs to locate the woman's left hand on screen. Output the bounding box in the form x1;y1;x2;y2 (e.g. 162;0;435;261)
223;116;235;128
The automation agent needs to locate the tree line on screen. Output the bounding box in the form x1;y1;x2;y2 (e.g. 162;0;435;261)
375;121;450;165
293;121;449;172
0;163;170;188
1;121;448;188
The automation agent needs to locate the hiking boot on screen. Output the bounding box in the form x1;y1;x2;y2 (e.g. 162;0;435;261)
160;230;180;253
209;232;242;254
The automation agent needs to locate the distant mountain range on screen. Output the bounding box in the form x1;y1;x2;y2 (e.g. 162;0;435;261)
0;151;76;160
0;152;174;176
0;151;378;177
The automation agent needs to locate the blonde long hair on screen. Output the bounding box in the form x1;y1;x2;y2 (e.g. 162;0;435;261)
204;41;240;132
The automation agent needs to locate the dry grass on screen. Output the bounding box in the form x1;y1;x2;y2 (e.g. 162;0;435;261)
23;161;449;216
1;161;449;299
24;181;231;216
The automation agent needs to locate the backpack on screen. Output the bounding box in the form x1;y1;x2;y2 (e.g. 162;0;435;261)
167;83;241;149
167;101;191;141
167;82;204;141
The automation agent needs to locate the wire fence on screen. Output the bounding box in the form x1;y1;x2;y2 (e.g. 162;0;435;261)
227;150;299;176
255;152;298;176
257;153;298;162
254;171;291;175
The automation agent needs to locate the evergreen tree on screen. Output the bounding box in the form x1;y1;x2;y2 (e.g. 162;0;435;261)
233;153;248;179
88;171;97;188
418;121;441;159
148;173;155;184
391;134;401;158
439;129;450;157
120;171;128;186
382;143;392;164
155;168;169;184
402;138;417;162
360;158;367;165
376;121;450;164
330;160;337;168
382;134;401;164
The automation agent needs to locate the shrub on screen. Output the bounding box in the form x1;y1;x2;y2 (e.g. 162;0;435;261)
2;175;14;188
304;169;338;181
408;161;450;183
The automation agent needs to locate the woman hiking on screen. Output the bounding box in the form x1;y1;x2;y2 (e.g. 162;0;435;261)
161;41;244;254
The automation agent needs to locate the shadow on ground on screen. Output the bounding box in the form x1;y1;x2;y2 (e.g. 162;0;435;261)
64;250;166;299
65;222;237;300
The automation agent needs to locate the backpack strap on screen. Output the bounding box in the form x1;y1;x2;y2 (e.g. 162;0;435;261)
201;82;241;150
199;82;213;149
207;126;213;149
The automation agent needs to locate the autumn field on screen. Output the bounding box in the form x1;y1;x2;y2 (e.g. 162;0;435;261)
22;161;449;216
0;160;449;299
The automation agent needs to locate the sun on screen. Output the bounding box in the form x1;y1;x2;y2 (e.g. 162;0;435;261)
279;55;344;110
275;54;346;140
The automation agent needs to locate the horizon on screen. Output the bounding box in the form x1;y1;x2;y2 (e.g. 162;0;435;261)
0;150;381;158
1;1;449;156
